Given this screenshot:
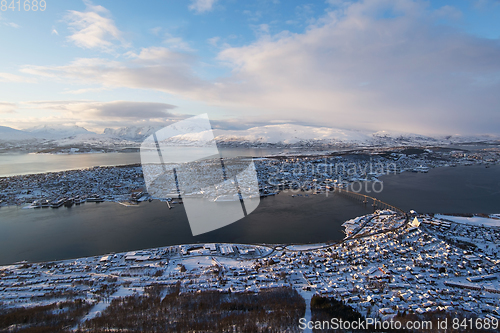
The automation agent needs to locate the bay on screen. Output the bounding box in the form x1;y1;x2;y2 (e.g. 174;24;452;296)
0;193;371;265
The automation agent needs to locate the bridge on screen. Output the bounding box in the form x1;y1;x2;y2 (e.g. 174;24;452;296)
333;188;406;215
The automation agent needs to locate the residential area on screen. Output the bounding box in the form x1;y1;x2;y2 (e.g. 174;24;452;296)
1;146;498;207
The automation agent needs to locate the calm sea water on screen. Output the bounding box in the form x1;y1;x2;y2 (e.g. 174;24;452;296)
0;194;371;265
0;148;294;177
360;165;500;214
0;152;142;177
0;151;498;265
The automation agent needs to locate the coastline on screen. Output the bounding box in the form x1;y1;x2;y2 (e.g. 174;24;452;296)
1;210;499;326
0;193;371;265
1;151;500;265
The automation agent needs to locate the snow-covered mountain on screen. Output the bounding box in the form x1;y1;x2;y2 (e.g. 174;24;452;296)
0;126;36;141
213;124;372;145
103;126;158;141
371;130;500;145
0;124;498;150
113;123;500;147
24;125;94;139
131;123;500;147
371;130;438;145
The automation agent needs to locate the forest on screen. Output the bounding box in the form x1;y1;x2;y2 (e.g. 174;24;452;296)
78;285;305;332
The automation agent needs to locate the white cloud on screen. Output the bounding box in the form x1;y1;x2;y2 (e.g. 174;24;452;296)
21;48;209;98
0;102;17;114
163;34;195;52
258;23;269;34
242;10;263;22
4;22;20;28
432;5;462;20
150;26;162;36
6;100;188;132
61;87;108;94
325;0;352;6
189;0;218;13
23;100;181;121
65;1;128;51
19;0;500;135
473;0;500;9
207;36;220;47
0;72;35;83
213;0;500;134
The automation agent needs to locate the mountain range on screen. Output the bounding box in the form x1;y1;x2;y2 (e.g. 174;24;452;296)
0;124;498;149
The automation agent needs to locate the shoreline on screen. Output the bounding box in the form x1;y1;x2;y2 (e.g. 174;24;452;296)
1;161;498;208
2;142;499;178
1;204;498;267
1;162;499;211
1;210;499;324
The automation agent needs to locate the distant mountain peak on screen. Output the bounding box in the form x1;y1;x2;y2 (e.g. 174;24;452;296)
103;125;159;140
212;124;372;145
0;126;36;141
0;123;498;148
24;124;93;139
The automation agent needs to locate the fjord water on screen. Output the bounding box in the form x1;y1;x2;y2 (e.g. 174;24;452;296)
0;148;290;177
1;165;499;265
363;164;500;214
0;149;499;264
0;193;371;265
0;152;142;177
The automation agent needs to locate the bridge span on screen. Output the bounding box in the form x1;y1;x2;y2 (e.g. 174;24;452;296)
334;188;406;215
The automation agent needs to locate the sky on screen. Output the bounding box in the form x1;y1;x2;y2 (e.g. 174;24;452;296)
0;0;499;136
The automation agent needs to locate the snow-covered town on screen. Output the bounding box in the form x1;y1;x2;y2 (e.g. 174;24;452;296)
0;147;499;331
0;146;499;208
1;210;499;329
0;165;145;208
3;0;500;330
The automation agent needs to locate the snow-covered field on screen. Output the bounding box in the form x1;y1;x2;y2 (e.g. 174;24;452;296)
285;243;330;251
435;214;500;227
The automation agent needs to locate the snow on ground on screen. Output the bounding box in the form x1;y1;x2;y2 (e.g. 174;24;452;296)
216;257;255;269
297;288;315;333
435;214;500;227
285;244;329;251
181;257;215;270
213;124;371;144
77;286;141;326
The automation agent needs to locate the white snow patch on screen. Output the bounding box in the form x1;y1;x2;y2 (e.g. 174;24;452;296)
286;244;328;251
435;214;500;227
213;124;371;144
78;286;141;325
